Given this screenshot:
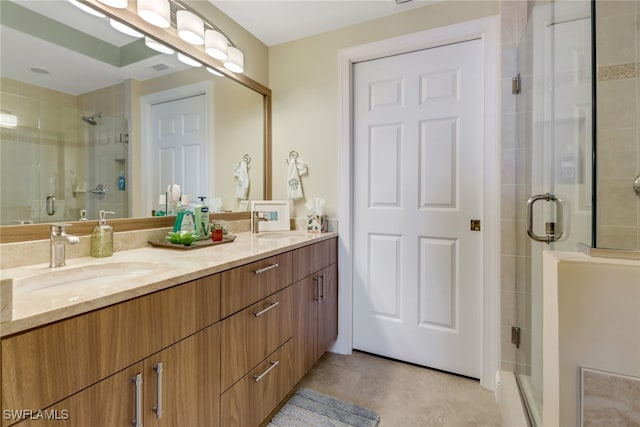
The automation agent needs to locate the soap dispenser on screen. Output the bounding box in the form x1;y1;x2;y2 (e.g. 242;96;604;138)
194;196;210;240
91;210;115;258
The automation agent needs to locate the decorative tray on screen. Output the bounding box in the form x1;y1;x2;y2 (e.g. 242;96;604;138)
148;234;237;250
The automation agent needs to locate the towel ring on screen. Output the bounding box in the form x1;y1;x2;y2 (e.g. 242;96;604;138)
243;154;251;165
287;151;299;164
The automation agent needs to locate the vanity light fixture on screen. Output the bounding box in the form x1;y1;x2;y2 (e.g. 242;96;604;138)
69;0;106;17
205;30;228;60
223;46;244;73
145;37;174;54
137;0;171;28
97;0;128;9
110;19;144;38
0;111;18;128
177;53;202;67
206;67;224;77
177;10;205;45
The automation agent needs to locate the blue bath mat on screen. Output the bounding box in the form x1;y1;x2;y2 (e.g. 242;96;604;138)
267;388;380;427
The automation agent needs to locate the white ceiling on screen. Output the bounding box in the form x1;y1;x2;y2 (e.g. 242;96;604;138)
1;0;190;95
209;0;437;46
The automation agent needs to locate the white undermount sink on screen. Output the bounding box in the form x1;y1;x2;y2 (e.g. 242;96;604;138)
12;261;162;294
253;231;309;240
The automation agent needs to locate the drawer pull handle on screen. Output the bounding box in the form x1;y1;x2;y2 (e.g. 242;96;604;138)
254;263;279;274
320;274;325;301
253;360;280;382
153;362;163;419
131;373;143;427
254;301;279;317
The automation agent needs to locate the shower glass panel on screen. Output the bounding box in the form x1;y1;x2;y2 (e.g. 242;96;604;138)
514;1;593;424
0;93;127;224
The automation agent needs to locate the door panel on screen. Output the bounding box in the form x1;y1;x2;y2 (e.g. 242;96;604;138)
151;94;207;200
353;39;483;378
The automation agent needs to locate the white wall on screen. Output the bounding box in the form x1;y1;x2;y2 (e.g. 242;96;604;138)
543;251;640;427
269;0;499;219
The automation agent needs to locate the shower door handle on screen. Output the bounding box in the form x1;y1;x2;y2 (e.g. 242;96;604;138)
526;193;564;244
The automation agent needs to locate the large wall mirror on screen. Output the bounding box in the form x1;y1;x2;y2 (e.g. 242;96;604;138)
0;0;271;242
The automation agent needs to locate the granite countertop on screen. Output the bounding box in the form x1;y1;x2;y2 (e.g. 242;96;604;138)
0;231;338;337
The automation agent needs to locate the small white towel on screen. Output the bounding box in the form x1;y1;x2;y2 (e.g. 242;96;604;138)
287;158;308;200
234;161;249;199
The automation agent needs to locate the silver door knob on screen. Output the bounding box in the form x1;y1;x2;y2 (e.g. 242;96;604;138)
634;174;640;197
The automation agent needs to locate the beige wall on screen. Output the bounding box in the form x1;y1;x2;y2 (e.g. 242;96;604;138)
188;1;269;87
269;0;499;220
542;252;640;427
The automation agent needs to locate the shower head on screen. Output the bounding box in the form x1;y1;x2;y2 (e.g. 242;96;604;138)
82;112;102;125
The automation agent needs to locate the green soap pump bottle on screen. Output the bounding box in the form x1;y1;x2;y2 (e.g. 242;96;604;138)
90;210;115;257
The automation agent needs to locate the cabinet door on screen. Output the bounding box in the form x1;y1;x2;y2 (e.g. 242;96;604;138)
13;363;144;427
291;277;318;384
292;239;336;281
144;325;220;427
317;263;338;360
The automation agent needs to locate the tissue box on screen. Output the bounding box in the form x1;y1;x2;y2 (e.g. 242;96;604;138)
306;215;327;233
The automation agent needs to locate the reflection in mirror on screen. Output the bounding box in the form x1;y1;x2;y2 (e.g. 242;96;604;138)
0;0;265;227
594;0;640;251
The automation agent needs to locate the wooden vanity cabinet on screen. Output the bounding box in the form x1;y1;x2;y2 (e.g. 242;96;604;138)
2;236;338;427
16;324;220;427
2;274;220;427
291;239;338;384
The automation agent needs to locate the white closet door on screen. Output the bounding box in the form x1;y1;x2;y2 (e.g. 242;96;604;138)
353;39;484;378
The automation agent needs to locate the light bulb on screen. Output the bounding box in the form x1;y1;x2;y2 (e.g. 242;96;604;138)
145;37;174;54
137;0;171;28
177;10;204;45
177;53;202;67
69;0;106;17
223;47;244;73
206;67;224;77
97;0;128;8
205;30;228;60
110;19;144;38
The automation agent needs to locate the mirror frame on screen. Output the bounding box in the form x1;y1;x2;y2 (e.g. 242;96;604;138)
0;0;272;243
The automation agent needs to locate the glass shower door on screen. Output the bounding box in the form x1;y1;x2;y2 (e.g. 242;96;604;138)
515;1;593;424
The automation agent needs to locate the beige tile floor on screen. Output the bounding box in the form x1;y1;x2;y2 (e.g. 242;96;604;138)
297;351;502;427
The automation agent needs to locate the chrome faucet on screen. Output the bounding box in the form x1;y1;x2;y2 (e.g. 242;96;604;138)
50;224;80;268
251;211;269;234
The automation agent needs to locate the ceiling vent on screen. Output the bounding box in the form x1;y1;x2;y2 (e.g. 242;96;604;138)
150;63;171;72
395;0;413;4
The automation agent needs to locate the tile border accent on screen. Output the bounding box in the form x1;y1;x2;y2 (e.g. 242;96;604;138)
598;62;638;81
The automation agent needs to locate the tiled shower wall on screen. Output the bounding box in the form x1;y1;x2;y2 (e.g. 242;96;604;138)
596;0;640;250
0;78;127;224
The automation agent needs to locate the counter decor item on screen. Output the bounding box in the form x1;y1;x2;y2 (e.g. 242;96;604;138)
90;210;116;257
306;198;326;233
148;233;236;250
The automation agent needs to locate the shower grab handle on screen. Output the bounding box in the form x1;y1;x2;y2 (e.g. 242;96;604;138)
526;193;564;244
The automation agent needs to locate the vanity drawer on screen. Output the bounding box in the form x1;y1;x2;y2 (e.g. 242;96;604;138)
220;286;293;392
1;274;220;423
292;238;337;281
220;339;295;427
220;252;292;318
